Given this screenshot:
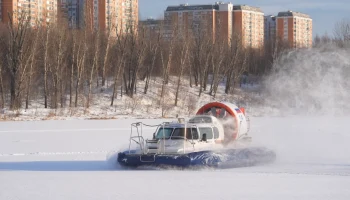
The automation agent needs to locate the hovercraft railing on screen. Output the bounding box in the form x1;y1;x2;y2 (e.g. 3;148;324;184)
128;122;169;155
128;122;145;154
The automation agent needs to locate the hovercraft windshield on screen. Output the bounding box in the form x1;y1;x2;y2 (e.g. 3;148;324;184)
155;127;199;140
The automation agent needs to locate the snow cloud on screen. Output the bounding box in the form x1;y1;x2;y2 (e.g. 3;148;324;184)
262;45;350;116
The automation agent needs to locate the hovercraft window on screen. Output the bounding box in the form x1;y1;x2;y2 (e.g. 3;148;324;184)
171;128;199;140
198;127;213;140
155;128;173;139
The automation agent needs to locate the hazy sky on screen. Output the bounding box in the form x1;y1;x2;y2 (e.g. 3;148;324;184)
139;0;350;38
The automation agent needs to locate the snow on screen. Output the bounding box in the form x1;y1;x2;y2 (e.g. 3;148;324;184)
1;46;350;199
1;117;350;200
0;76;262;121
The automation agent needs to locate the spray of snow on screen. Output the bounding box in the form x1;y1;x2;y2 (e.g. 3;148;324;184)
253;45;350;165
218;116;237;144
106;143;140;170
262;45;350;116
106;150;121;169
108;46;350;170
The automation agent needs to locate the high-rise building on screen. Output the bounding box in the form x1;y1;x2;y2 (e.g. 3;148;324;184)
264;15;276;44
0;0;58;27
96;0;118;32
139;18;163;39
60;0;80;29
217;2;233;42
42;0;58;26
165;3;215;40
0;0;2;22
1;0;15;24
79;0;118;32
121;0;138;34
164;2;233;42
75;0;138;35
58;0;69;27
163;2;264;48
232;5;264;48
276;10;312;48
1;0;138;36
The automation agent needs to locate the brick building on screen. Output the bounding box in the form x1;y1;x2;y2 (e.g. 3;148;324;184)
164;2;234;42
276;10;312;48
264;15;276;44
0;0;138;36
1;0;58;26
232;5;264;48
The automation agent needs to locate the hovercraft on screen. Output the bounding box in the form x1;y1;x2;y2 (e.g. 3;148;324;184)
117;102;276;168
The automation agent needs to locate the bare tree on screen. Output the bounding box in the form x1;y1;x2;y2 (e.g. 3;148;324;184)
6;11;31;109
209;40;225;98
111;31;127;106
75;32;87;107
159;29;176;99
174;42;189;106
199;41;212;96
69;32;76;107
224;34;242;94
102;31;112;87
43;27;50;108
0;62;4;109
233;50;248;88
25;28;40;109
87;30;100;108
123;27;146;97
143;29;161;94
189;18;210;87
52;26;67;109
334;18;350;47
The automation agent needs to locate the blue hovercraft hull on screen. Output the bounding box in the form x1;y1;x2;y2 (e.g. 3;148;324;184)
117;147;276;168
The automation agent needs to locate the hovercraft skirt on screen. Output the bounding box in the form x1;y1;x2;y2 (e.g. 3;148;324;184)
117;147;276;168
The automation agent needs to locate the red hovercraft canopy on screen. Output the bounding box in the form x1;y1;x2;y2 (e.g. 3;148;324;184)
196;102;246;144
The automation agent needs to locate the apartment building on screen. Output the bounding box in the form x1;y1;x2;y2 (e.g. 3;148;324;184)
139;18;163;39
59;0;80;29
164;3;218;40
164;2;233;42
0;0;138;36
1;0;57;26
1;0;14;24
164;2;264;48
276;10;312;48
264;15;276;44
121;0;138;33
58;0;68;26
216;2;233;42
232;5;264;48
44;0;58;25
0;0;2;22
81;0;118;32
73;0;138;35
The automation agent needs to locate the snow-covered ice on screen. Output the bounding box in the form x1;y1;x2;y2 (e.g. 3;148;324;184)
1;117;350;200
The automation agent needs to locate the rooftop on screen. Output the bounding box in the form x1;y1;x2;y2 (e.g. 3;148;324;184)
139;18;163;25
232;5;263;13
264;15;276;20
277;11;311;19
166;4;220;12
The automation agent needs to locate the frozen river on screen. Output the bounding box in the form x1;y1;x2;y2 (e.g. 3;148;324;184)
1;117;350;200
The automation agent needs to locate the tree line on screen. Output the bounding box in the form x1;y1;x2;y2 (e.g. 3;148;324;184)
314;18;350;48
0;13;348;111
